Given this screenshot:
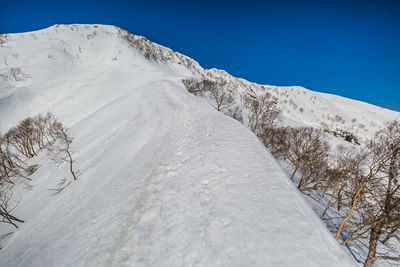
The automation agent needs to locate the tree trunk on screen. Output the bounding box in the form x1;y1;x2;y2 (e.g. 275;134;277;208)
67;151;77;180
290;162;299;181
335;189;361;240
364;222;382;267
321;172;345;218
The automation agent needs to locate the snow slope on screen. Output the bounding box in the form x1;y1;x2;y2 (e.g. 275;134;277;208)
0;24;378;266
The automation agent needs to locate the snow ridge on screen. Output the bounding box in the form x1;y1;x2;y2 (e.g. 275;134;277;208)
0;23;393;266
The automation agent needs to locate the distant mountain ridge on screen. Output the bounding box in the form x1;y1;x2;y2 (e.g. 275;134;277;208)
116;25;398;141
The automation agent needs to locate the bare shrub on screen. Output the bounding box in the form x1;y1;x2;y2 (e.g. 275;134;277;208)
182;78;204;95
210;86;233;111
7;120;37;158
121;30;168;61
0;112;78;228
245;93;280;134
86;31;97;40
10;68;23;81
182;78;233;111
49;178;72;195
325;128;360;145
0;34;8;47
0;185;24;228
334;115;345;124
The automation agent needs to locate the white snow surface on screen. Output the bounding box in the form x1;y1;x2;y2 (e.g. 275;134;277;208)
0;24;382;266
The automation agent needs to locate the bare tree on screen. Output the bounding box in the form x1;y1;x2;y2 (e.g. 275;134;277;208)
259;126;287;157
362;120;400;267
333;147;378;242
0;131;28;186
43;112;59;143
262;127;329;191
7;118;38;158
230;105;244;123
297;152;329;193
0;112;79;230
210;86;234;111
320;146;354;218
18;118;38;157
182;78;204;95
32;114;52;149
327;120;400;267
49;122;77;181
182;78;234;111
0;185;24;228
245;93;280;134
0;134;13;182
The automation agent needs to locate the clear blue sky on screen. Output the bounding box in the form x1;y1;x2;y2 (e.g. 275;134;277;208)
1;0;399;110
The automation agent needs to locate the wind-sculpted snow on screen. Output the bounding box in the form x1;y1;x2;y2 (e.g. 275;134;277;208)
0;24;368;266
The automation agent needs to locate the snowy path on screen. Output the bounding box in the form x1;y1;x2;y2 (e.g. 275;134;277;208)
0;80;354;266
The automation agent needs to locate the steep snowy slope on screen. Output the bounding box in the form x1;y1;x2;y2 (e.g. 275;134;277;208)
0;24;372;266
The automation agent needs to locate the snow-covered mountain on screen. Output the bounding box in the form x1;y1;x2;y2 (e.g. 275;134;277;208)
0;24;397;266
